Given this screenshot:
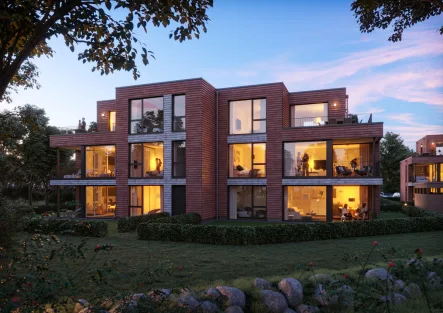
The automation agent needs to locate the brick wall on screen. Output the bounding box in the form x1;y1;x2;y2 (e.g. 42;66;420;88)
96;100;116;132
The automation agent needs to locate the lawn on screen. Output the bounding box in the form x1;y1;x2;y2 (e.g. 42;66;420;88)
30;221;443;293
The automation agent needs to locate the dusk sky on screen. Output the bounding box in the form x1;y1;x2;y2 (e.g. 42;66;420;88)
5;1;443;149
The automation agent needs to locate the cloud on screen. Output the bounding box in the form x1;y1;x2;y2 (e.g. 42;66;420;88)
385;123;443;149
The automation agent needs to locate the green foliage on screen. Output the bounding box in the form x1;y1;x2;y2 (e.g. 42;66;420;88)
351;0;443;42
117;212;171;232
138;212;443;245
0;0;213;102
380;132;413;193
155;212;202;225
23;217;108;237
0;194;20;250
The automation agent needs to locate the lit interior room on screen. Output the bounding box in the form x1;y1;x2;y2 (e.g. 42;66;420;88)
86;186;116;217
284;142;327;176
284;186;326;221
85;145;116;177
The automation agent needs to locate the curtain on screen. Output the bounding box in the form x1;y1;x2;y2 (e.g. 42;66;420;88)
359;186;369;208
160;186;164;212
229;187;237;220
229;145;234;177
283;187;288;220
360;144;370;168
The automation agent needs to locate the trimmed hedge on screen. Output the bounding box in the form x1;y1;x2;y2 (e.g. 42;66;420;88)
23;217;108;237
380;198;438;218
117;212;171;232
155;213;202;225
137;207;443;245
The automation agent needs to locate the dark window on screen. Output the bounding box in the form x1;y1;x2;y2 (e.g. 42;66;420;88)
229;186;266;219
173;95;186;132
172;186;186;215
130;97;163;134
173;141;186;177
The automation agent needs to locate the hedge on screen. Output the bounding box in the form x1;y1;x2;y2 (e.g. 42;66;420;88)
23;217;108;237
155;213;201;225
137;209;443;245
117;212;171;232
380;199;438;218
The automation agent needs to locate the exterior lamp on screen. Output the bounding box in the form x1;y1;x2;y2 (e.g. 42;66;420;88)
333;103;337;107
404;203;407;206
101;113;106;117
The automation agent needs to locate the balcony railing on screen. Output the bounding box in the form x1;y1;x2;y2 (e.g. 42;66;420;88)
291;113;373;128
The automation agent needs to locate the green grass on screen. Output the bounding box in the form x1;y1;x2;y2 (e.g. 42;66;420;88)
378;211;409;219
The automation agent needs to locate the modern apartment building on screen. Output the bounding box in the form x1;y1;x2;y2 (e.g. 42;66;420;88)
50;78;383;222
400;135;443;213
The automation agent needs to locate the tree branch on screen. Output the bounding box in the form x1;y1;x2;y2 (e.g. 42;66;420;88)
419;0;443;11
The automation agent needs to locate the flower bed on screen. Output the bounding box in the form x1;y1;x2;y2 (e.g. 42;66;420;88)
23;217;108;237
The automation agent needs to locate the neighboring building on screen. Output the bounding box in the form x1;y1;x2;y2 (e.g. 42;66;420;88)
400;136;443;213
50;78;383;222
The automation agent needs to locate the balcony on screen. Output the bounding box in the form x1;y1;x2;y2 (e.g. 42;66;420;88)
291;113;373;128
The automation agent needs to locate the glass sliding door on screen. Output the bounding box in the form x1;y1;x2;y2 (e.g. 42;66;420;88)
332;186;369;220
229;186;267;219
129;186;163;216
284;186;326;221
86;186;116;217
85;145;116;177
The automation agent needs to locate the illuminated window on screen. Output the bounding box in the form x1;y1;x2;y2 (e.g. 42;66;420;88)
284;142;326;177
284;186;326;221
333;144;371;176
86;186;116;217
85;145;115;177
332;186;369;219
229;99;266;134
109;111;116;131
129;142;164;178
129;186;163;216
291;103;328;127
229;143;266;178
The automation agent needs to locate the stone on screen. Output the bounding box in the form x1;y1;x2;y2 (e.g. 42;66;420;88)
199;301;221;313
253;278;271;290
260;290;288;313
176;296;200;311
278;278;303;308
225;305;244;313
296;304;320;313
132;293;147;301
73;300;89;313
216;286;246;309
339;285;354;308
207;287;222;300
160;289;172;297
284;308;297;313
148;289;170;303
394;280;405;291
426;272;442;290
314;284;338;307
365;268;389;281
402;283;422;298
308;274;335;285
392;293;407;305
406;258;425;270
433;258;443;267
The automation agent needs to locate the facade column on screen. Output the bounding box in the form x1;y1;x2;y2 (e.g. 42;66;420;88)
326;185;333;222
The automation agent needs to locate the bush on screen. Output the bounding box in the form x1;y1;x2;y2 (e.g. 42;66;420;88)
117;212;171;232
380;198;438;218
23;217;108;237
137;215;443;245
155;212;202;225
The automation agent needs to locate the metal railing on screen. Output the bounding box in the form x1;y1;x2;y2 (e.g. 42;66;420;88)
291;113;374;128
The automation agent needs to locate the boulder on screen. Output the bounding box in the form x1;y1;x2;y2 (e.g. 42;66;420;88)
296;304;320;313
132;293;147;302
426;272;442;290
176;296;200;311
254;278;271;290
308;274;335;285
392;293;407;305
216;286;246;309
199;301;221;313
260;290;288;313
207;287;222;300
314;284;338;307
339;285;354;308
73;300;89;313
225;305;244;313
365;268;389;281
394;280;405;291
148;289;170;303
284;308;297;313
402;283;422;298
406;258;425;270
278;278;303;308
433;258;443;267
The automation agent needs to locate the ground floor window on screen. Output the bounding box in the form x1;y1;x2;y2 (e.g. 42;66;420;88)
172;185;186;215
333;186;369;220
86;186;116;217
229;186;266;219
129;186;163;216
284;186;326;221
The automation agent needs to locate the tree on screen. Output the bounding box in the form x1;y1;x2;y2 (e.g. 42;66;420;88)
0;0;213;103
380;132;413;193
351;0;443;42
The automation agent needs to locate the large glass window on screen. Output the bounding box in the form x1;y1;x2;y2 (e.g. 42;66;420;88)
85;145;116;177
86;186;116;217
333;144;371;177
333;186;369;220
229;186;266;219
284;186;326;221
130;97;163;134
291;103;328;127
129;186;163;216
129;142;164;178
230;99;266;134
109;111;116;131
229;143;266;177
284;142;326;177
173;141;186;177
173;95;186;131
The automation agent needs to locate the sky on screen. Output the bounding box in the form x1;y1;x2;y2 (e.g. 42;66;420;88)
4;0;443;149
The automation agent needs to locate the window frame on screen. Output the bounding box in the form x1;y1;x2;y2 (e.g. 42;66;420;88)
172;140;186;178
229;185;267;220
129;96;164;134
228;143;266;178
172;94;186;132
290;102;329;128
229;98;266;135
128;185;164;216
84;144;116;179
109;111;116;131
282;140;328;178
128;142;164;179
85;186;116;218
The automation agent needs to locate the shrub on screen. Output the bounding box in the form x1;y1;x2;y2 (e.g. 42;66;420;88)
155;212;202;225
23;217;108;237
117;212;171;232
137;215;443;245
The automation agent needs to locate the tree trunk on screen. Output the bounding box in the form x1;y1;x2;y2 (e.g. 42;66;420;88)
28;182;33;206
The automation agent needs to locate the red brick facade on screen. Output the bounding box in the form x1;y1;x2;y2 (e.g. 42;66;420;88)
50;78;383;221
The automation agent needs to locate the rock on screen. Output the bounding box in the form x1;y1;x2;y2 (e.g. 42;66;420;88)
176;296;200;311
427;272;441;290
296;304;320;313
278;278;303;308
379;295;391;304
394;280;405;291
406;258;425;270
148;289;170;303
254;278;271;290
160;289;172;297
308;274;335;285
260;290;288;313
433;258;443;267
132;293;147;301
199;301;221;313
365;268;389;281
216;286;246;309
73;300;89;313
402;283;422;298
207;287;222;300
392;293;407;305
225;305;244;313
284;308;297;313
339;285;354;308
314;284;338;307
